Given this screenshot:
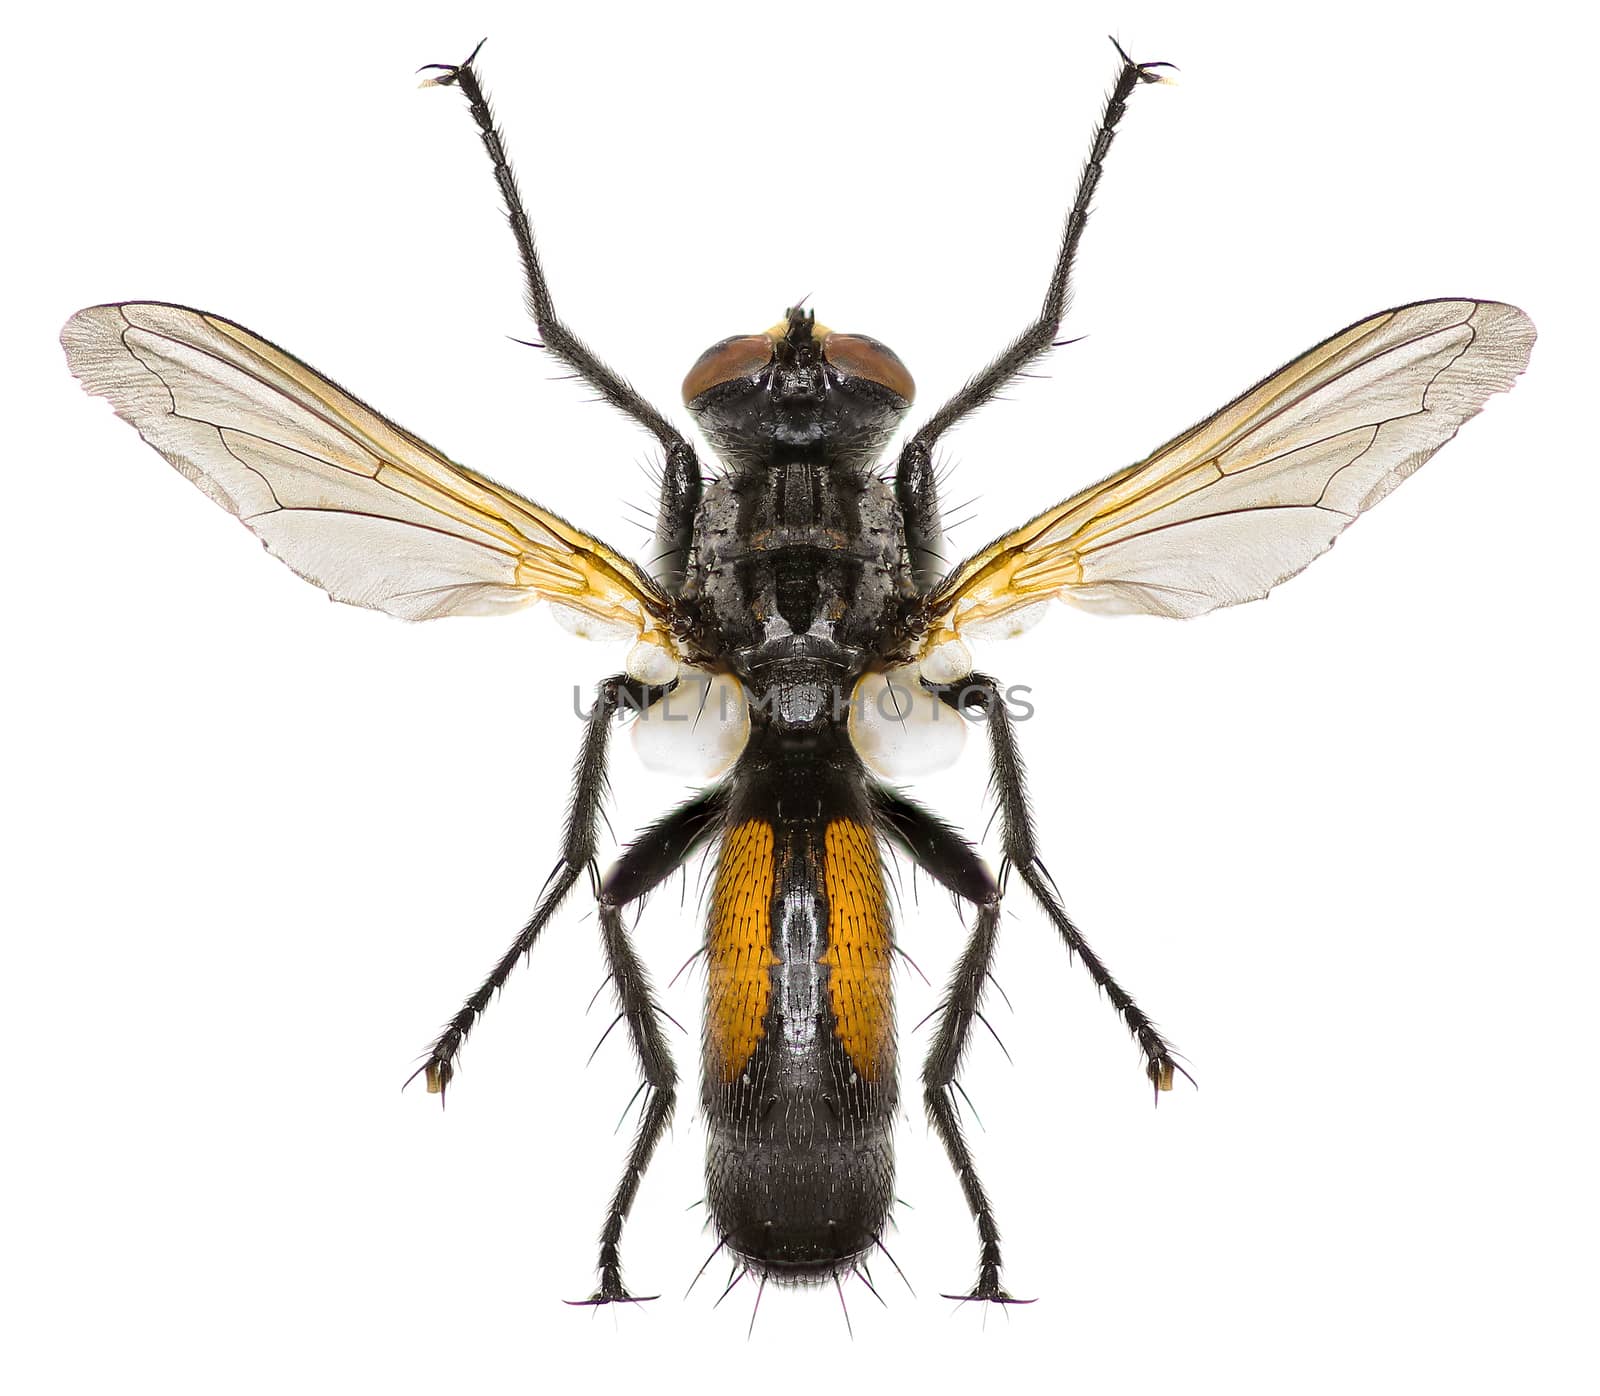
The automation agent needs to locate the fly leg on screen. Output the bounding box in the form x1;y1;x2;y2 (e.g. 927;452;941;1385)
421;43;703;592
409;675;667;1098
893;42;1171;592
874;789;1023;1303
645;440;704;594
571;792;726;1305
933;675;1189;1098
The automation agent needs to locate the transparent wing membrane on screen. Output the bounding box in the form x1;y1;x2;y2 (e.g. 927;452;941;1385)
62;302;678;644
924;299;1534;648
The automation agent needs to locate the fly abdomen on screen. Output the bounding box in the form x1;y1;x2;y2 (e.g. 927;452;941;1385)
702;762;897;1281
706;1114;895;1281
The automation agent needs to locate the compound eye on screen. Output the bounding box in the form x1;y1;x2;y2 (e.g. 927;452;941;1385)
820;333;915;403
682;335;775;404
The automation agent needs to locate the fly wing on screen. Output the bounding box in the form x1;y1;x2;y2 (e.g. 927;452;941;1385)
62;302;678;643
923;300;1534;647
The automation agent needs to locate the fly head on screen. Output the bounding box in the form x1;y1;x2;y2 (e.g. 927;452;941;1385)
681;307;914;471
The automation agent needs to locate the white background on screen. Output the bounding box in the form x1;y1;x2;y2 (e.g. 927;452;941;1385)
5;1;1595;1392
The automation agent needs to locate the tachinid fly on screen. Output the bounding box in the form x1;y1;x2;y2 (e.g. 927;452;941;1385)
61;40;1534;1306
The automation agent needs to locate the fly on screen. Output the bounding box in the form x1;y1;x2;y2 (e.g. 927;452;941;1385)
60;39;1534;1306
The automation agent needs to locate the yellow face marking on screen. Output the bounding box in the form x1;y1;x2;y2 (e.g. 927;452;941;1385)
764;316;834;341
819;820;894;1081
706;819;779;1084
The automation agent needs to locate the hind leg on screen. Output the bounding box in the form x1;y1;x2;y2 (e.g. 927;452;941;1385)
569;793;724;1304
875;790;1024;1302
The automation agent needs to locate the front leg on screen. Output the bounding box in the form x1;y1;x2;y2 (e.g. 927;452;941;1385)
648;440;704;594
421;43;697;466
895;42;1171;594
895;439;946;594
421;45;706;593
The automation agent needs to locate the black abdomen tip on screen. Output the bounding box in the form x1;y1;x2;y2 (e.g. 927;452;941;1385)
707;1127;894;1283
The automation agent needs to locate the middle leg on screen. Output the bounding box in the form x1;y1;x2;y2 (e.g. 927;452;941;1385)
934;674;1189;1097
410;675;666;1098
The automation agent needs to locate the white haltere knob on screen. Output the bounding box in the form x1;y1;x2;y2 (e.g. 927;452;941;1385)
917;636;973;685
624;637;681;686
